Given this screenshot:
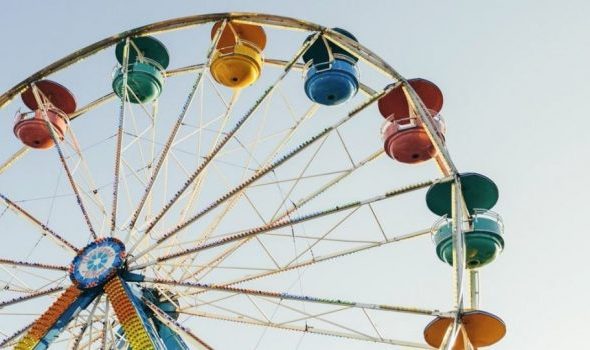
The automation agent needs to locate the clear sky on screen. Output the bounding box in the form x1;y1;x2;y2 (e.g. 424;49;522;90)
1;1;589;349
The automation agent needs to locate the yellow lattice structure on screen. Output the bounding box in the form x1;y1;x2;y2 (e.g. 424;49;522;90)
104;276;156;350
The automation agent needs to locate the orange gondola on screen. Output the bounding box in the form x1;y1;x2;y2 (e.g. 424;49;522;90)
210;21;267;89
424;310;506;349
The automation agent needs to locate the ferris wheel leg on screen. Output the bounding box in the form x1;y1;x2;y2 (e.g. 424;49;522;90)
15;286;99;350
104;276;166;350
141;289;190;350
112;318;189;350
153;323;190;350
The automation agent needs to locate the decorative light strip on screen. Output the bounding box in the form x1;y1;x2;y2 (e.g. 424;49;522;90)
141;276;440;316
104;276;157;350
15;286;80;350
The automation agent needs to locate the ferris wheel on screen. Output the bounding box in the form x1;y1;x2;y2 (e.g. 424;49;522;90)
0;13;506;350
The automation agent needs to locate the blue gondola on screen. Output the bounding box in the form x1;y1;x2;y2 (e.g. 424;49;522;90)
302;28;359;106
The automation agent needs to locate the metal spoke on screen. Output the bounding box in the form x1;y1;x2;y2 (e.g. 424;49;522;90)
142;297;214;350
0;193;78;253
0;286;64;308
128;20;229;232
166;228;431;309
64;127;110;237
185;89;386;282
130;85;388;265
180;309;431;349
268;129;331;221
361;308;384;340
188;184;359;285
0;147;28;176
132;178;448;270
175;102;321;281
32;85;97;240
100;299;110;350
0;271;66;296
138;276;441;316
249;170;348;188
0;265;33;292
148;83;244;278
260;298;387;343
110;38;131;235
127;32;322;258
187;150;384;281
0;258;68;272
1;267;62;290
282;206;360;268
243;228;431;283
172;89;240;228
71;296;101;349
172;99;319;278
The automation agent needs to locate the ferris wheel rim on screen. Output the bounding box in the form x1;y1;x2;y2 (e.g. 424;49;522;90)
0;12;454;178
0;12;481;350
0;12;406;111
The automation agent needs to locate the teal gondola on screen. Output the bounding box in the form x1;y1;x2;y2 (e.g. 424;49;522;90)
112;36;170;104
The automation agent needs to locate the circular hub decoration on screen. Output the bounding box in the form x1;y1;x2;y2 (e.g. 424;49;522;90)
69;237;126;289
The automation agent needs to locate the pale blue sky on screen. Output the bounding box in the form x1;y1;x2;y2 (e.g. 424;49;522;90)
1;1;589;349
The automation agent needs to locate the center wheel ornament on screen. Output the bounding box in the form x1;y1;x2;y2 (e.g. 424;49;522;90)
69;238;126;290
0;13;505;350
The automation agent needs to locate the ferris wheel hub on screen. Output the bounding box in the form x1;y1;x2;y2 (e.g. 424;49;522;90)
69;237;126;290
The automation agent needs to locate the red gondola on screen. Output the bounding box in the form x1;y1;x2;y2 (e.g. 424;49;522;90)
13;80;76;149
378;79;445;164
